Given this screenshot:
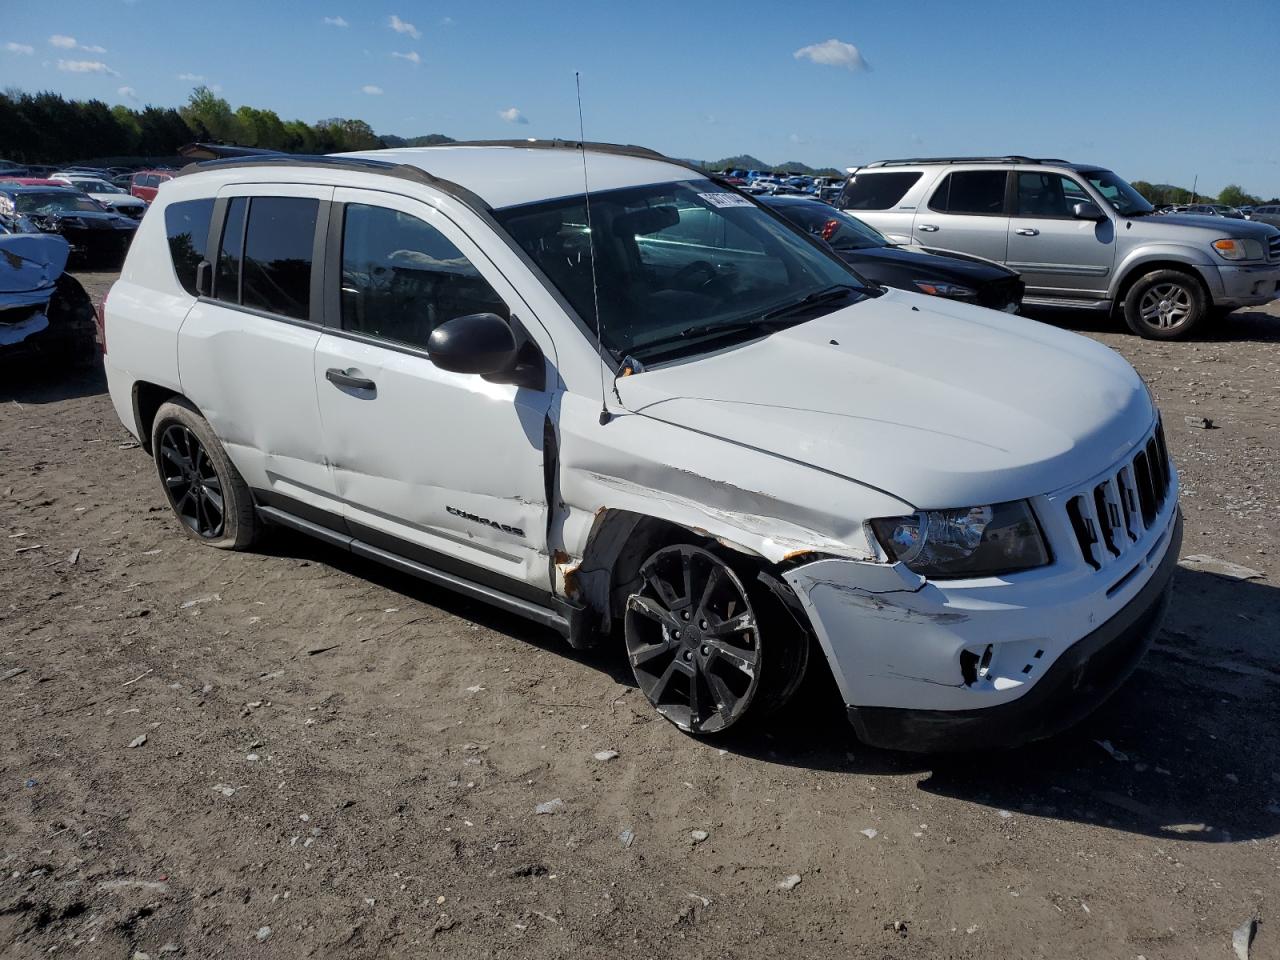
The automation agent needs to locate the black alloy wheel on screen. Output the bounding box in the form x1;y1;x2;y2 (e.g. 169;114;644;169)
625;544;769;734
158;423;225;539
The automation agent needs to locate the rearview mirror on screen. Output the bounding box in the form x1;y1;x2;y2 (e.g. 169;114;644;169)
1072;201;1105;221
427;313;518;376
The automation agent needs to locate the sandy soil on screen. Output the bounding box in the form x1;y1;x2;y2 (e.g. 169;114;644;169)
2;274;1278;959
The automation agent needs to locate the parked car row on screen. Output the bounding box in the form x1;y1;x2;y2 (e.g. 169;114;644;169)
835;156;1280;339
0;160;176;206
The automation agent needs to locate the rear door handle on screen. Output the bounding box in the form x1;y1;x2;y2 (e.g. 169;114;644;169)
325;368;377;392
916;224;939;232
1015;227;1040;236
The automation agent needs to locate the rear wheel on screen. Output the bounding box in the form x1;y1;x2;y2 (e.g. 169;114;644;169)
1122;269;1207;339
151;399;259;550
624;544;808;735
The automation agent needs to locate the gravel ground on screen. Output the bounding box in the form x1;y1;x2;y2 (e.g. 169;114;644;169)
1;272;1278;959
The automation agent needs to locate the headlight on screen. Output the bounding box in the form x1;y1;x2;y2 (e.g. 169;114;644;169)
869;500;1050;578
913;280;976;298
1212;237;1264;261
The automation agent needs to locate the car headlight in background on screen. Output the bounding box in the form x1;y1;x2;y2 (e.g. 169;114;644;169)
913;280;976;298
1212;238;1264;261
869;500;1050;578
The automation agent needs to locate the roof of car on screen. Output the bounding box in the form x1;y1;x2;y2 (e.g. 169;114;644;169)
182;141;708;211
861;156;1089;171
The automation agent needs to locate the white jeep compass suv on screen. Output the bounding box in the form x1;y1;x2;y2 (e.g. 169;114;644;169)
100;142;1182;751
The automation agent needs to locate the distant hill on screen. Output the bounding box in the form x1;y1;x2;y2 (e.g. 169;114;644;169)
379;133;457;147
697;154;843;177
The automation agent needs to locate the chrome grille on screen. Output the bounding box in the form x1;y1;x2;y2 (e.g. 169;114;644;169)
1066;421;1173;570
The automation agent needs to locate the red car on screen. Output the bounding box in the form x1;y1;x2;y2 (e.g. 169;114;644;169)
0;178;64;187
129;170;174;203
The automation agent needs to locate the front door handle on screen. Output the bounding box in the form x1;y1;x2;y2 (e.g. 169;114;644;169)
916;224;939;232
1015;227;1040;236
325;368;377;392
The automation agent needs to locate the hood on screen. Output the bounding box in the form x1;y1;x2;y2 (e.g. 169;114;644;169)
0;234;70;305
616;288;1153;509
840;243;1015;283
1138;213;1279;241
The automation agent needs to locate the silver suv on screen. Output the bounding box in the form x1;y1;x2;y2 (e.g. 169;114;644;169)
841;156;1280;339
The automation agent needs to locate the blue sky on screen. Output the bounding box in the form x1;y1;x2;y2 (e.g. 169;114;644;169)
2;0;1278;196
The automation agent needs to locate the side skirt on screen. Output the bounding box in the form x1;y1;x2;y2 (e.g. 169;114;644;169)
256;503;581;639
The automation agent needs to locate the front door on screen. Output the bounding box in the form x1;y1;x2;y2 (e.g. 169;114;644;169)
313;188;557;595
1006;170;1116;298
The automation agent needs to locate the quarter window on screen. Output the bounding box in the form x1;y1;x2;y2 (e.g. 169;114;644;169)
214;196;246;303
1016;172;1089;218
839;171;922;210
929;171;1009;215
164;198;214;297
339;203;507;349
241;196;318;321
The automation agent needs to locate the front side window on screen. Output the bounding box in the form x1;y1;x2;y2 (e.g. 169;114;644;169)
164;198;214;297
1015;172;1090;218
240;196;317;321
495;179;866;363
339;203;507;349
929;171;1009;215
839;172;922;210
1081;169;1153;217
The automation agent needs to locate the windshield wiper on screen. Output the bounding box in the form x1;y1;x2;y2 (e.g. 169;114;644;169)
761;283;861;322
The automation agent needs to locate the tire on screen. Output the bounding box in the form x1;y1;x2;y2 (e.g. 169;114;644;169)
150;398;260;550
623;543;808;735
1122;269;1207;340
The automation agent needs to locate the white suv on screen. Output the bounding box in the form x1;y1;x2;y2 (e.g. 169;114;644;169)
101;142;1182;751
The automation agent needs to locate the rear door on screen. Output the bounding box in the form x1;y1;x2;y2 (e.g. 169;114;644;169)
313;187;557;594
176;183;342;529
1006;170;1115;298
912;168;1011;262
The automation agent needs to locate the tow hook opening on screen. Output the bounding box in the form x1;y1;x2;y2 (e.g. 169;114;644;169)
960;644;994;686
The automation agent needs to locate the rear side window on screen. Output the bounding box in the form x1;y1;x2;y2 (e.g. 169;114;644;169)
839;172;921;210
241;197;318;321
339;202;506;349
929;171;1009;215
164;198;214;296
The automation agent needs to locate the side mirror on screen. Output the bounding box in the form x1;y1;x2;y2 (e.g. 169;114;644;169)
427;312;518;376
1072;201;1105;221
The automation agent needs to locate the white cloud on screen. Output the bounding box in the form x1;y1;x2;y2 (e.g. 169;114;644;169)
118;85;138;100
57;59;118;76
4;42;35;55
49;34;106;53
499;107;528;125
391;50;421;63
178;72;207;82
361;84;384;95
388;15;420;39
440;16;455;26
322;16;349;27
793;38;869;71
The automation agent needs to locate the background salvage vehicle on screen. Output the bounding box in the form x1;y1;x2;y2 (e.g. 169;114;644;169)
841;157;1280;339
0;232;96;365
762;194;1024;312
49;173;148;219
101;142;1181;752
0;185;138;267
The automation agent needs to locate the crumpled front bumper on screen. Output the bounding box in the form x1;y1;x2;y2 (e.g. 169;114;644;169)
783;508;1182;753
1212;261;1280;307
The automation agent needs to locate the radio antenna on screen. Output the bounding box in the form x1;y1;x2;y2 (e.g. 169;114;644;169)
575;71;611;426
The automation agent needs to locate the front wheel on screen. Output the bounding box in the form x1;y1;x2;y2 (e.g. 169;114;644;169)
624;544;808;735
1122;269;1207;339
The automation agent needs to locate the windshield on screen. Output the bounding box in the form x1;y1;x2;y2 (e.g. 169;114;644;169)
1082;169;1154;216
13;191;105;215
766;200;887;251
495;179;866;362
73;179;122;194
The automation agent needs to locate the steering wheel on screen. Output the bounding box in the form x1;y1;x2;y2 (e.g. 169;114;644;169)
671;259;718;291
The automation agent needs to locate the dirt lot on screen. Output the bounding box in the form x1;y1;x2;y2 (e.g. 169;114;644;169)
2;272;1279;959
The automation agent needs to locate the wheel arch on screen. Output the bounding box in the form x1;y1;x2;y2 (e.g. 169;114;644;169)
1111;254;1216;309
131;380;187;454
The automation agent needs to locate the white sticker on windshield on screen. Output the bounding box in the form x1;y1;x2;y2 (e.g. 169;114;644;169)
699;192;754;208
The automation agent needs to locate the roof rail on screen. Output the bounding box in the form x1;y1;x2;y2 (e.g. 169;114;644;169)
174;153;493;213
863;156;1072;168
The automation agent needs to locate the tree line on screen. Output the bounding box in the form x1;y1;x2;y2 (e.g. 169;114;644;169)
0;87;410;164
1129;179;1276;208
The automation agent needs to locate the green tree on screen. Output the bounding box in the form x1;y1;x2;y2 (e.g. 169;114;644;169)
180;86;240;143
1218;184;1261;207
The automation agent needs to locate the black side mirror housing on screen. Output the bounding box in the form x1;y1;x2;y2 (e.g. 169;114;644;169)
1072;201;1105;221
427;312;518;376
